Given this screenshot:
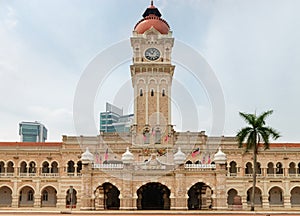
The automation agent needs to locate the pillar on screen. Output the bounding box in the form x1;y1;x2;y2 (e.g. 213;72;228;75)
172;171;187;210
262;195;269;209
213;163;227;210
80;162;94;210
120;168;134;210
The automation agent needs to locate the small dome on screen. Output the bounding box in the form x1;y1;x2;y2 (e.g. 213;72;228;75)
122;147;134;164
174;147;186;165
214;147;227;164
135;15;170;34
81;147;94;162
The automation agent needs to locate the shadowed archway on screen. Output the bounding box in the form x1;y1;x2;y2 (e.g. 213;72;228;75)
94;183;120;210
188;182;212;210
137;182;170;210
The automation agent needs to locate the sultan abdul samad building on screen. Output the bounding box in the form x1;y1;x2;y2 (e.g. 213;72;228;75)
1;2;300;211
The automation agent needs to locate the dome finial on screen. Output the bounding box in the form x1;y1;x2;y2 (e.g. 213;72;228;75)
151;0;154;6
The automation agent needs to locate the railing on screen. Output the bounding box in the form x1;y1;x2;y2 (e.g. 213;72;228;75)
184;164;216;169
93;164;124;169
41;173;59;177
266;173;284;177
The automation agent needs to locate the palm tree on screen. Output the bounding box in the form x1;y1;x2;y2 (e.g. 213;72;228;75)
236;110;280;211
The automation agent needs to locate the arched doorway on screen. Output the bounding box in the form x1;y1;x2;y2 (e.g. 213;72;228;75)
66;188;77;208
19;186;34;207
269;186;283;206
246;187;262;206
227;189;237;205
94;183;120;210
41;186;57;207
137;182;170;210
188;182;212;210
291;187;300;206
0;186;12;207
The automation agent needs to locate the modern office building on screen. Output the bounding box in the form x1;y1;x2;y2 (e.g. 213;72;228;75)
19;121;47;142
0;2;300;211
100;103;134;133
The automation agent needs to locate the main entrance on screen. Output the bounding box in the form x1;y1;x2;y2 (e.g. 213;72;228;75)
188;182;212;210
94;183;120;210
137;182;170;210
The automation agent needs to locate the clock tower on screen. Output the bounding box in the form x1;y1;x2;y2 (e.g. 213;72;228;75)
130;1;175;145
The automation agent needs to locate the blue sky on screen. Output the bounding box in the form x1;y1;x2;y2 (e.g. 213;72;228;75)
0;0;300;142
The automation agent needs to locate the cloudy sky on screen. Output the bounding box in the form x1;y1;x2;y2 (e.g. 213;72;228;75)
0;0;299;142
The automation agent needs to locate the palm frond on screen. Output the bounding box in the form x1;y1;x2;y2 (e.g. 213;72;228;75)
256;110;273;126
239;112;256;126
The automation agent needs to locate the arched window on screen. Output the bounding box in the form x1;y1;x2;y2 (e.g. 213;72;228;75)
267;162;274;174
143;131;150;144
289;162;296;174
257;162;262;174
42;161;50;173
67;161;75;173
151;89;154;97
229;161;237;175
7;161;14;173
140;89;143;96
245;162;253;174
29;161;36;173
154;129;161;144
0;161;4;173
162;89;165;97
276;162;283;174
51;161;58;173
77;161;82;173
20;161;27;173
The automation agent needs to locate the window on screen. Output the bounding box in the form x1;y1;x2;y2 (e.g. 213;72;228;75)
162;89;165;97
140;89;143;96
154;129;161;144
28;190;34;201
151;89;154;97
42;191;48;201
143;131;150;144
67;161;75;173
42;162;50;173
29;161;36;173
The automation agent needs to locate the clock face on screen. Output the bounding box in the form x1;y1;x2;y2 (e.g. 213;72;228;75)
145;48;160;61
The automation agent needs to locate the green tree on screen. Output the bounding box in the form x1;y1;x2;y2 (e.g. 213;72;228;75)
236;110;280;211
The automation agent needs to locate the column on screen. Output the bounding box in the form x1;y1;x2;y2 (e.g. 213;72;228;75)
284;195;291;208
241;195;248;209
74;164;78;176
34;180;41;208
172;171;187;210
214;163;227;210
121;172;133;210
4;165;7;176
262;195;269;209
80;162;94;210
11;180;19;208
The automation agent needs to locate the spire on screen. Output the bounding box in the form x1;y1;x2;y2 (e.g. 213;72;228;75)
142;1;161;17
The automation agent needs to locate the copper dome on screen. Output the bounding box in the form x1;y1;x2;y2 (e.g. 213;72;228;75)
134;2;170;35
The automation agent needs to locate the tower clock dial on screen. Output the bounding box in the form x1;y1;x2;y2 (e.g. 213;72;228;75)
145;48;160;61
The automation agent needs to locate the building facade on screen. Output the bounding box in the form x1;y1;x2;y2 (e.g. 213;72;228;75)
0;2;300;211
100;103;134;133
19;121;47;142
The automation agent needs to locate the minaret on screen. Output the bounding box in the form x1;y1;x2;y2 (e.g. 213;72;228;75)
130;2;175;145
